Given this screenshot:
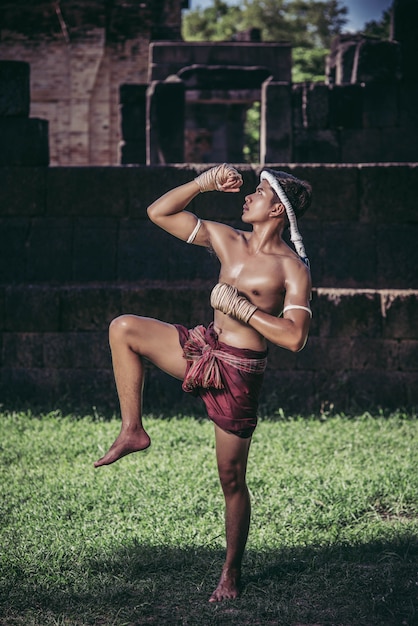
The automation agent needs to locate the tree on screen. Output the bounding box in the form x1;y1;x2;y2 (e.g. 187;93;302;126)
362;8;391;39
182;0;348;81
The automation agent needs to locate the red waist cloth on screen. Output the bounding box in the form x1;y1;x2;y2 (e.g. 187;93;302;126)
175;323;268;438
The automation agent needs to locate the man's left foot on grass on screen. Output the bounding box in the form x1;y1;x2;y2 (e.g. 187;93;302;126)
209;567;241;602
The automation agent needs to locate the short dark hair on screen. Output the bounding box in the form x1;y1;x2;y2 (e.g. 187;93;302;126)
262;169;312;220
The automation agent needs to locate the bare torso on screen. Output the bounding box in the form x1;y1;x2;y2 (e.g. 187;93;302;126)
209;224;303;351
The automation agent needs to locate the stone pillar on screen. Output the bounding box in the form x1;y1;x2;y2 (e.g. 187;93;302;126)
260;80;292;164
392;0;418;83
146;79;185;164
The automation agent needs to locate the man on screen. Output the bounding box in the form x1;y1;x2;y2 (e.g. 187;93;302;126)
94;164;312;602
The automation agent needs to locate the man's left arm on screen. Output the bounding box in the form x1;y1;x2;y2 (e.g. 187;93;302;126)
211;262;312;352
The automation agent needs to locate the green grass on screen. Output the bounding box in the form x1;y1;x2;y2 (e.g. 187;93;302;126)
1;410;417;625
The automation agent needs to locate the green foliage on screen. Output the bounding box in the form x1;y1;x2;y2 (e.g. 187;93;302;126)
182;0;349;81
362;8;391;39
243;101;260;163
1;410;417;625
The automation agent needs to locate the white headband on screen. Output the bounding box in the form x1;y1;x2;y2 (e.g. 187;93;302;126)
260;170;309;267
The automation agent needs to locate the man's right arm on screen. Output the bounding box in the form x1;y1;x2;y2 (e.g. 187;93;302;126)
147;165;243;247
147;181;208;245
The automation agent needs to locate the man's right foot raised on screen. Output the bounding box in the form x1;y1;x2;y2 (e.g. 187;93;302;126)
94;428;150;468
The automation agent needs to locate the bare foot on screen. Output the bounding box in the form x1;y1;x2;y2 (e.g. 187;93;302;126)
94;427;151;467
209;567;241;602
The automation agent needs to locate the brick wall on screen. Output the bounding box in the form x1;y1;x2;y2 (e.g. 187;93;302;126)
1;164;417;413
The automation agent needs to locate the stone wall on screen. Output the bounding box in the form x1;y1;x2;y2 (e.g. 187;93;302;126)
0;0;185;166
1;164;417;413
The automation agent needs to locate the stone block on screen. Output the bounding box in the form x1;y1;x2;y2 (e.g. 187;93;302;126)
295;337;353;371
149;42;292;83
71;331;110;369
43;333;76;369
291;84;304;129
305;83;329;129
315;289;383;338
359;165;418;223
289;165;359;222
376;225;418;289
73;217;118;281
0;218;30;283
60;286;123;331
362;83;399;129
2;332;44;368
261;370;316;413
46;167;130;217
321;223;377;288
0;61;30;117
348;371;407;411
399;83;418;127
127;165;193;218
339;128;383;163
120;284;213;327
353;40;401;84
382;291;418;340
329;85;363;129
292;129;340;163
4;286;60;332
351;338;399;370
261;82;292;164
26;218;73;283
0;118;49;166
379;127;418;162
0;167;46;217
398;340;418;371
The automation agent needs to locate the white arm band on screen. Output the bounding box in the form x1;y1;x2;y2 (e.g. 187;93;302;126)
282;305;312;317
186;218;202;244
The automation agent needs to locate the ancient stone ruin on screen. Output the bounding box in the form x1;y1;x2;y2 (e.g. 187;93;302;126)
1;0;417;165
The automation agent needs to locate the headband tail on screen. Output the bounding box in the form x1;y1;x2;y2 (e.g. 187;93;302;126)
260;171;310;267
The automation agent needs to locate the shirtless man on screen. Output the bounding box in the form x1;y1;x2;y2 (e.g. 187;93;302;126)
94;164;312;602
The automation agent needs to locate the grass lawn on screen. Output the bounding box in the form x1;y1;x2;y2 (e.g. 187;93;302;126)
0;410;417;625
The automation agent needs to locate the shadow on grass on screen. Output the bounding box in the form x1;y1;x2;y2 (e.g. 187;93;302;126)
1;533;417;626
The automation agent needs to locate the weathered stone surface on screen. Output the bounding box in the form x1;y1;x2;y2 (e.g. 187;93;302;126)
73;217;118;281
0;119;49;166
46;167;130;217
315;289;383;338
59;287;123;331
359;165;418;223
27;217;73;282
305;83;330;129
3;286;60;332
362;83;399;129
261;82;292;164
148;42;292;82
0;218;30;283
292;129;340;164
0;167;46;217
376;225;418;289
321;223;376;288
329;85;363;129
382;291;418;340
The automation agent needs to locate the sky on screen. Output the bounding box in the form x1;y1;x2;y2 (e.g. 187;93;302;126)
186;0;393;33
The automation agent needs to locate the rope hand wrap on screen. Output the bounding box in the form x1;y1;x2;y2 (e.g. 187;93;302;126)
210;283;257;324
260;170;310;268
194;163;242;192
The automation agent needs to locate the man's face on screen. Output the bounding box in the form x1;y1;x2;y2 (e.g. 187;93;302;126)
241;180;278;223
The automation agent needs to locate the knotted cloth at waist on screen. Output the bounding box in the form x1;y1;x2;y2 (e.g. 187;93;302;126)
182;324;268;392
